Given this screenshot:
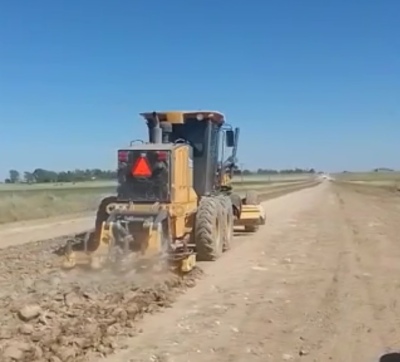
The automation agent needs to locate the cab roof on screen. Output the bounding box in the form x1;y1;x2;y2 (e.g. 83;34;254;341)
139;111;225;125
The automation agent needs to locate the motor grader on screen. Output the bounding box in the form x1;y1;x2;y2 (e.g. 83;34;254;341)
63;111;265;272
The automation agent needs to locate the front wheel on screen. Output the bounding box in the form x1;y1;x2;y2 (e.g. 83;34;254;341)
194;197;223;261
217;196;234;251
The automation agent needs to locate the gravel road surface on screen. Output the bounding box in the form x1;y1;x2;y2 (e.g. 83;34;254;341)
0;181;399;362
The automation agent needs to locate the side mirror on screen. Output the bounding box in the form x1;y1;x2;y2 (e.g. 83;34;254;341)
226;130;235;147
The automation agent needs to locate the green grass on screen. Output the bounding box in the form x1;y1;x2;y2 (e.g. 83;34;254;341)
0;180;116;192
332;172;400;192
0;174;315;224
234;174;312;182
0;187;112;224
333;171;400;182
333;172;400;185
0;174;312;192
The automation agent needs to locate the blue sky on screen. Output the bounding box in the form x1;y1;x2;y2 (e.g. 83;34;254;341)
1;0;399;178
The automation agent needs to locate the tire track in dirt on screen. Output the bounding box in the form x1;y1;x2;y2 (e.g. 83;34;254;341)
238;191;350;361
237;184;383;362
333;184;400;358
103;182;400;362
100;183;356;362
242;183;400;361
312;186;384;361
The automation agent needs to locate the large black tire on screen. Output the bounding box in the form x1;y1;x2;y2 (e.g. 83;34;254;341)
244;190;259;205
217;196;234;252
195;197;223;261
95;196;117;230
229;193;242;219
90;196;117;251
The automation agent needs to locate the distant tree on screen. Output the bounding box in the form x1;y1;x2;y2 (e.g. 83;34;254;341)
32;168;58;183
9;169;20;183
373;167;394;172
23;171;35;183
57;171;71;183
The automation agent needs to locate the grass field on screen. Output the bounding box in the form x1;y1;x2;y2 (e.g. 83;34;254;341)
333;171;400;182
333;172;400;185
0;174;315;224
332;172;400;193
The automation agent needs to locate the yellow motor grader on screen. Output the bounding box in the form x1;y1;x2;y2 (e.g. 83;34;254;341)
63;111;265;272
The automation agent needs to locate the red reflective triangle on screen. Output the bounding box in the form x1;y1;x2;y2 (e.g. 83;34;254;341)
131;156;152;177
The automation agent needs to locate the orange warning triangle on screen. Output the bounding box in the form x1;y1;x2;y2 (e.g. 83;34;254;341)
131;156;152;177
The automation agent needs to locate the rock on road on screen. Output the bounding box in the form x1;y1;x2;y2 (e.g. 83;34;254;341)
1;181;400;362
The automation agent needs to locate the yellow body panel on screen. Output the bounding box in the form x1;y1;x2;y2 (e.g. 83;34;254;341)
63;143;199;272
171;145;198;236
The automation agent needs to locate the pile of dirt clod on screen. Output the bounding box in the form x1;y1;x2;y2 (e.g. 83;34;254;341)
0;245;203;362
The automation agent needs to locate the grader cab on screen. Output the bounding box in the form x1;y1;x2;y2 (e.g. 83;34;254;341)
63;111;265;272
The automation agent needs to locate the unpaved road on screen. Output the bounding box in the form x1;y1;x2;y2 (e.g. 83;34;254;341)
0;215;93;249
1;181;400;361
102;182;400;362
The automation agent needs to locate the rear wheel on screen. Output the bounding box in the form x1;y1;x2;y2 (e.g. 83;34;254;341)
195;197;223;261
90;196;117;251
217;196;234;251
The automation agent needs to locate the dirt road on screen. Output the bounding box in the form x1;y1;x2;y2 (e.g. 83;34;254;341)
0;215;93;249
1;181;400;361
102;182;400;362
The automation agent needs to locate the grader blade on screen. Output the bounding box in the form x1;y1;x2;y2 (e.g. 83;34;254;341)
234;204;266;229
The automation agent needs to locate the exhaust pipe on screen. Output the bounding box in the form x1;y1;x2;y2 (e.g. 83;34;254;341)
151;111;162;144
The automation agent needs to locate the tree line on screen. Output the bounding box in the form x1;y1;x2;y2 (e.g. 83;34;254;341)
4;167;316;184
4;169;117;184
235;168;316;176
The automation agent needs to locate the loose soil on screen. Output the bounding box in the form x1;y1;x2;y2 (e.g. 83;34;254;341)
1;181;398;362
